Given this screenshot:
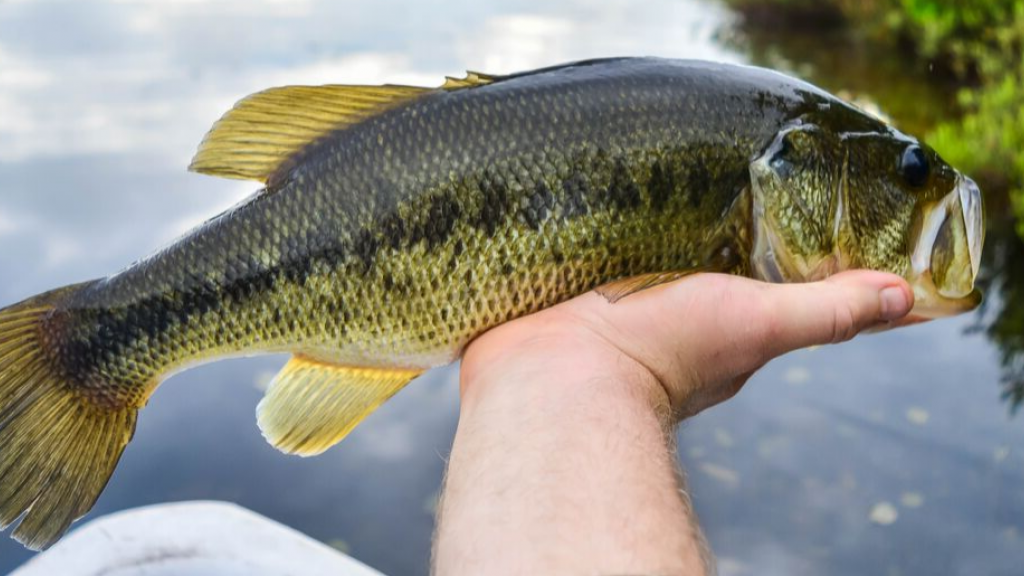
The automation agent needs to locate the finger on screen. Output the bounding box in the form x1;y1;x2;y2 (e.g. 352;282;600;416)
753;270;914;359
567;270;913;407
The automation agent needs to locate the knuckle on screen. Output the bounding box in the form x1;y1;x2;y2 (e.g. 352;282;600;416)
830;302;860;343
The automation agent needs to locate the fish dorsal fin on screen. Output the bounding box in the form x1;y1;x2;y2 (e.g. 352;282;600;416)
188;84;430;183
441;70;497;89
189;71;498;184
256;355;422;456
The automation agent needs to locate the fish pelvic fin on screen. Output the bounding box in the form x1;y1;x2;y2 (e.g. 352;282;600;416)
0;283;139;551
257;356;422;457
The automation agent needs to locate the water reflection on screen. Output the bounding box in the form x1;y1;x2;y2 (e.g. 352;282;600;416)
0;1;1021;575
726;9;1024;417
975;212;1024;414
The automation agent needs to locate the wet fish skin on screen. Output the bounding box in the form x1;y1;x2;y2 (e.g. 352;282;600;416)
0;57;982;549
56;59;841;399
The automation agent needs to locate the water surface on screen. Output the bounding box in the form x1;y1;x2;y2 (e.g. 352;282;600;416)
0;1;1021;574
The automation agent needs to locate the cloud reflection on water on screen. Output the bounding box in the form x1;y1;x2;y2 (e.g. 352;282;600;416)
0;1;1020;575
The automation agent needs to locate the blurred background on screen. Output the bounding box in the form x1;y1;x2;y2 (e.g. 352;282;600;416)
0;0;1021;574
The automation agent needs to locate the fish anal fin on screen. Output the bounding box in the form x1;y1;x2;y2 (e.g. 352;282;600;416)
256;356;422;456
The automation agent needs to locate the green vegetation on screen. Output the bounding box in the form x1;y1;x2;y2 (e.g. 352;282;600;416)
728;0;1024;238
918;2;1024;239
724;0;1024;410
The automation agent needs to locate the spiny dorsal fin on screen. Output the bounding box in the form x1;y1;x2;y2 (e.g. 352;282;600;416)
256;355;422;456
441;70;497;89
189;71;498;183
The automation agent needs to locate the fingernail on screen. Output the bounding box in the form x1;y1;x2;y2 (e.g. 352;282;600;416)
879;286;911;321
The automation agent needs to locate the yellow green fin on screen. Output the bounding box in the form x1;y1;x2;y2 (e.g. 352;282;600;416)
597;245;743;303
188;84;430;183
256;356;422;456
596;270;702;303
0;281;140;551
441;70;496;89
189;71;497;184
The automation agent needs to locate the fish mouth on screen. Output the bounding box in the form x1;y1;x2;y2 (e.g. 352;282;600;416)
908;174;985;318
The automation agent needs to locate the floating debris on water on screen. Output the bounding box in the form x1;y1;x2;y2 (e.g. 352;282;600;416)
900;492;924;508
423;492;440;516
254;370;277;392
905;407;930;425
327;539;352;554
783;366;811;385
699;462;740;488
714;428;735;448
869;502;899;525
716;557;749;576
756;435;788;459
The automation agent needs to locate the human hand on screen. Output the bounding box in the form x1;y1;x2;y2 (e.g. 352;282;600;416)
461;270;914;426
437;271;914;576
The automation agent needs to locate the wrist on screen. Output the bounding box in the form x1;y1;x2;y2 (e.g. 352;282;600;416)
444;322;704;576
460;324;674;429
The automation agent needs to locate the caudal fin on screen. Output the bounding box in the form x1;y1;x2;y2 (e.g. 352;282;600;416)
0;284;138;550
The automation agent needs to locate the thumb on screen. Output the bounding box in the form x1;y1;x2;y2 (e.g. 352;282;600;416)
570;270;914;402
748;270;914;360
675;270;913;414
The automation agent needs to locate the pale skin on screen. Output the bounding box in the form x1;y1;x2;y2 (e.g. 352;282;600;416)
433;270;915;575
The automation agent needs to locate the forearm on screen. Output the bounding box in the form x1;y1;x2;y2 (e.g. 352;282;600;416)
434;345;711;575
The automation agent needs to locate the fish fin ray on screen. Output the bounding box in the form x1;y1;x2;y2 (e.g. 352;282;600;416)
188;84;430;183
595;270;702;303
256;356;421;456
597;244;743;303
0;283;139;551
440;71;497;89
189;71;498;184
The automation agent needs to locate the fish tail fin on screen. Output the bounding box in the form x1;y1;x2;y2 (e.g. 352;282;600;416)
0;282;138;550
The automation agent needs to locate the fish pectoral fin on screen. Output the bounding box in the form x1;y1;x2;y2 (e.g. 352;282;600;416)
256;356;422;456
189;71;496;185
597;244;743;303
595;270;703;303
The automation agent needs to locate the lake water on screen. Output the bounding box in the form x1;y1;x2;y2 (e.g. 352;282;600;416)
0;1;1022;574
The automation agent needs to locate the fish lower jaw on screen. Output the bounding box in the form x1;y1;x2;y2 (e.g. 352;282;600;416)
908;271;983;319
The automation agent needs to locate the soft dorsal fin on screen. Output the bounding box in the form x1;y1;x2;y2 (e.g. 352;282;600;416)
189;71;497;183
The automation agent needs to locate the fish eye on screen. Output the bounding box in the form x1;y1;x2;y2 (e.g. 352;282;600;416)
900;145;930;188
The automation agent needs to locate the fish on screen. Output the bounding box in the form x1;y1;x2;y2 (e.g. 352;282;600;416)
0;57;984;549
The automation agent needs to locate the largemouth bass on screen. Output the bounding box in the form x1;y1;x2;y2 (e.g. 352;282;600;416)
0;57;983;549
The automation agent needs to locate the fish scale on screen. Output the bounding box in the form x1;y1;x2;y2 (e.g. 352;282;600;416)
0;57;984;550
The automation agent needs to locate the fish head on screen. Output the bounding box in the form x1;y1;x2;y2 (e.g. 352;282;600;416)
749;115;984;319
